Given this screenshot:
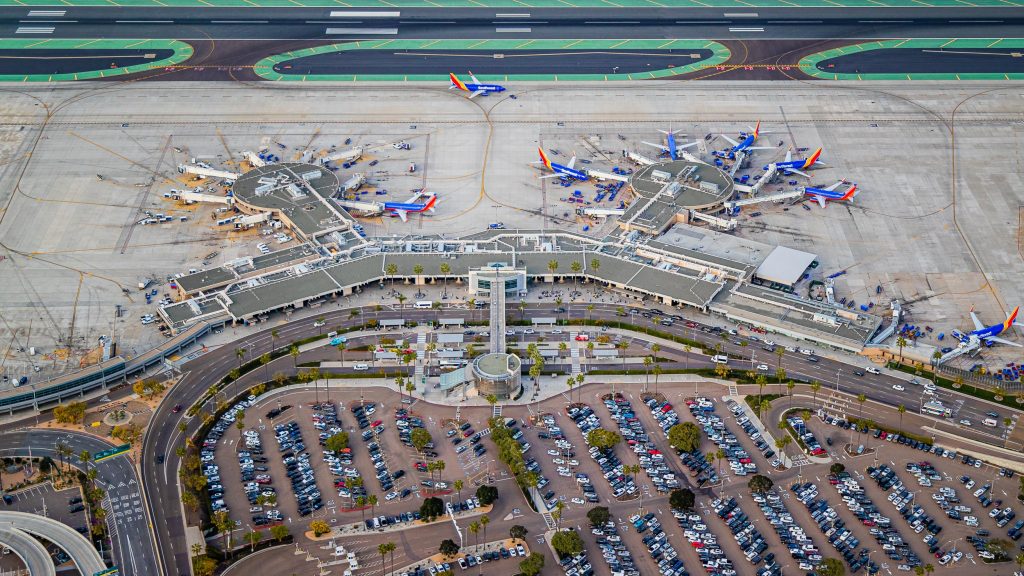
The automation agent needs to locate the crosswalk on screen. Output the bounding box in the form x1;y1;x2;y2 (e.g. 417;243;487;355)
414;332;426;385
570;334;581;376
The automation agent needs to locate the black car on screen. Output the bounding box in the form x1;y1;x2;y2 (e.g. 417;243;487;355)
69;504;85;513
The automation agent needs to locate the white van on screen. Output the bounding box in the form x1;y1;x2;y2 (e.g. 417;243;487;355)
414;301;432;309
712;355;729;365
983;418;998;427
865;367;881;375
353;363;370;371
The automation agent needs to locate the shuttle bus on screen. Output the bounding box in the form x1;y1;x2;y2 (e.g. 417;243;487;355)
920;401;952;418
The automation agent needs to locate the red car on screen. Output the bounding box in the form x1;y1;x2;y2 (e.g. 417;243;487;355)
575;334;589;341
171;404;182;413
371;419;382;428
463;429;474;438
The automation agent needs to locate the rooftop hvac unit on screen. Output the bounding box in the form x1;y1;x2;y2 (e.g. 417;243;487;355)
650;170;672;183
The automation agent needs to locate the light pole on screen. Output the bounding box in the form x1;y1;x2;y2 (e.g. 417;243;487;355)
834;369;842;395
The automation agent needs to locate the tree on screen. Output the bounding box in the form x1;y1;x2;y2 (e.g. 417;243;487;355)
250;383;266;398
245;529;262;552
510;524;528;544
270;328;279;353
897;404;906;433
309;519;331;537
453;479;464;501
420;497;444;521
669;488;695;511
551;529;584;558
481;514;490;540
585;428;621;451
587;506;610;527
112;423;142;446
476;484;498;506
377;542;389;573
819;557;845;576
653;364;663;395
714;362;730;381
410;428;432;454
547;259;559;284
829;463;846;475
469;521;480;546
439;538;460;559
570;260;582;296
289;345;299;369
53;401;87;425
896;335;907;364
810;380;822;408
519;553;546;576
235;347;247;369
192;555;217;576
856;393;867;444
748;474;774;494
270;524;289;542
439;262;451;296
643;356;653;392
667;422;701;453
324;431;349;453
787;380;796;408
213;510;234;552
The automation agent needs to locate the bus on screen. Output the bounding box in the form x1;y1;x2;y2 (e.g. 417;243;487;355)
414;301;433;309
920;401;952;418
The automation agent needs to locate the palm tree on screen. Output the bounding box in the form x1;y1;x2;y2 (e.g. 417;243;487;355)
547;259;559;285
894;403;907;433
570;260;582;297
454;479;464;502
270;329;279;353
310;367;321;403
378;543;388;575
469;521;480;546
896;335;908;364
586;304;594;322
617;341;628;374
653;364;663;395
643;356;653;392
386;541;397;575
854;393;867;446
480;514;490;540
810;380;821;409
575;373;585;404
289;345;299;369
368;494;378;518
385;262;399;286
715;447;727;477
787;380;795;409
439;262;451;297
683;344;692;371
260;352;271;383
413;264;424;282
776;367;787;396
235;347;247;369
774;345;785;371
757;376;768;410
356;496;367;520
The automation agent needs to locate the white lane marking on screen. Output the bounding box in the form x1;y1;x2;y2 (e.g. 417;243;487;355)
15;27;54;33
496;13;530;17
27;10;64;16
724;12;758;17
729;27;764;32
859;20;912;23
211;20;268;23
584;20;639;23
18;19;73;22
325;27;398;34
399;20;455;24
495;27;531;33
330;10;400;17
115;20;173;23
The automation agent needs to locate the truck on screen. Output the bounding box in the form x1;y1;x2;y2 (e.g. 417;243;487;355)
138;278;155;291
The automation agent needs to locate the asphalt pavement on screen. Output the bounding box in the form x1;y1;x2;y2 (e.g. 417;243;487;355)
0;429;158;576
2;7;1023;40
273;48;714;76
0;48;173;75
817;47;1024;74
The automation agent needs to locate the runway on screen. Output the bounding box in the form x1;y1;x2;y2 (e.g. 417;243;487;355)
816;47;1024;74
0;48;172;75
273;48;715;77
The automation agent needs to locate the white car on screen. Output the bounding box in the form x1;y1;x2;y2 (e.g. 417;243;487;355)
959;419;972;426
547;450;560;456
892;384;905;391
552;458;565;465
764;340;775;347
385;491;398;501
923;388;935;396
756;364;769;372
571;497;584;505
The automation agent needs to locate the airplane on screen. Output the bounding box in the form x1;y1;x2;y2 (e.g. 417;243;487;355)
764;147;824;178
641;127;698;160
449;72;506;99
714;121;774;159
802;181;857;208
536;148;589;181
952;306;1022;348
383;191;437;222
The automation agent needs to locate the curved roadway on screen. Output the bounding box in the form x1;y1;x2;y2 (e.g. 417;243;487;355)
0;511;104;575
0;525;57;576
0;429;158;576
141;301;1019;575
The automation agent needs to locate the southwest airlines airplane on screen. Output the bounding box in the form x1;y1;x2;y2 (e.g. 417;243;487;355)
802;181;857;208
714;121;774;159
384;191;437;222
642;127;698;160
952;306;1022;347
449;72;506;99
536;148;588;181
764;148;825;179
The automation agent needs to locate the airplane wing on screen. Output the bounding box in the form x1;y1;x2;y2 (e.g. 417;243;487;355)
969;311;985;331
539;173;563;180
468;89;485;99
675;141;699;152
784;150;793;163
812;195;826;209
984;335;1022;347
720;134;739;147
566;155;577;170
469;72;481;85
785;168;811;178
823;181;844;192
392;209;409;222
746;146;774;151
641;141;669;153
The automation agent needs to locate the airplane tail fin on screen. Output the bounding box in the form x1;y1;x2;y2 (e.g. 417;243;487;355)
753;120;761;139
805;147;822;168
538;147;552;169
840;184;857;201
1003;306;1020;331
449;73;467;91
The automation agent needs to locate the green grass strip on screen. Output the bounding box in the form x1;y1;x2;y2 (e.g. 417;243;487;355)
798;38;1024;81
0;38;192;82
253;38;730;81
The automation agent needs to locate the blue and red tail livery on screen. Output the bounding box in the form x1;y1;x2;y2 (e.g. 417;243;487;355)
765;147;825;178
